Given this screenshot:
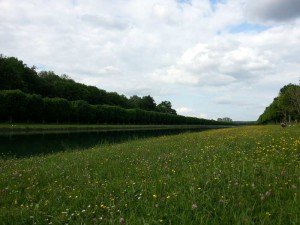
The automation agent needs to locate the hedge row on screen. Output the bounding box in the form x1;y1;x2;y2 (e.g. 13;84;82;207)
0;90;229;125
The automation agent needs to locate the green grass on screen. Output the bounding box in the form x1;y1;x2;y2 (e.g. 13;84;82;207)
0;125;299;224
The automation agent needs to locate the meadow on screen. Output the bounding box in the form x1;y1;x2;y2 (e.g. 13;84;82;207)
0;125;299;225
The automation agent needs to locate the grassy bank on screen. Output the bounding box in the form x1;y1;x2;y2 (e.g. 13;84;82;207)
0;123;232;133
0;125;299;224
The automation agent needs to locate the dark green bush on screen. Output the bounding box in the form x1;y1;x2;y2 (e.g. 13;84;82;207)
0;90;230;125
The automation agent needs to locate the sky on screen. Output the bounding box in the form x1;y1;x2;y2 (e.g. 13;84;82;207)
0;0;299;121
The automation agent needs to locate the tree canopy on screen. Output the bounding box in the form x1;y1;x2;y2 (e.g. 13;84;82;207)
0;90;231;125
257;83;300;124
0;55;177;113
0;54;231;125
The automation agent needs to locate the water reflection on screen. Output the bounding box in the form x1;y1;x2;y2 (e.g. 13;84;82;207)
0;128;209;158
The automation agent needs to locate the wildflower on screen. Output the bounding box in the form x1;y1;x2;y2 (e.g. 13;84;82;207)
260;195;265;201
119;218;125;224
153;194;157;198
191;203;198;210
265;190;272;197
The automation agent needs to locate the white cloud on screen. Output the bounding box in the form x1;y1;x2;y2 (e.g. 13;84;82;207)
155;24;300;89
176;107;209;120
0;0;299;120
176;107;193;115
213;96;233;105
199;113;209;119
81;14;129;30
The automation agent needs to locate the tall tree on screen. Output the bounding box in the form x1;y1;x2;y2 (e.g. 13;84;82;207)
258;83;300;123
139;95;157;111
157;101;177;114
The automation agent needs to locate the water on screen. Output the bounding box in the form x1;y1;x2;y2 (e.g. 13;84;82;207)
0;128;209;158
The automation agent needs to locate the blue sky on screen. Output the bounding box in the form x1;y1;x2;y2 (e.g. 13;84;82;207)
0;0;299;120
210;0;223;5
229;23;269;33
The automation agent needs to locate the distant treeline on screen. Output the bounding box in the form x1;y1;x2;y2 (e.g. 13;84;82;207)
0;90;229;125
0;54;231;125
0;55;176;114
258;83;300;124
232;121;256;125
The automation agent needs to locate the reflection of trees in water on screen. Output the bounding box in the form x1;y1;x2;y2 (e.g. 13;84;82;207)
0;129;207;158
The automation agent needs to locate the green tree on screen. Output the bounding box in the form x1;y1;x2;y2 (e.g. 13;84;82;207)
140;95;156;111
3;90;28;122
157;101;177;114
27;94;43;122
258;83;300;123
128;95;142;108
43;97;71;123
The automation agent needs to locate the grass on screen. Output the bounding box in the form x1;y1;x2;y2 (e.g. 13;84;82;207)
0;125;299;224
0;123;230;133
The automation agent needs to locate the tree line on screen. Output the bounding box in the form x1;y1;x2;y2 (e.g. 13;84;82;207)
0;55;176;114
257;83;300;124
0;90;229;125
0;54;231;125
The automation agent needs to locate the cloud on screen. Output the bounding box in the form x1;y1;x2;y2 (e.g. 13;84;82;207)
155;25;300;89
199;113;209;119
81;14;129;30
246;0;300;22
176;107;209;119
0;0;299;120
176;107;192;115
213;96;233;105
98;66;121;75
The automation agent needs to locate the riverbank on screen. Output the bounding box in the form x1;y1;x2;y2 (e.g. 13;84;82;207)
0;123;233;134
0;125;299;224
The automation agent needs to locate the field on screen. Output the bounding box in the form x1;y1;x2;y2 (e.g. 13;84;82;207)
0;125;299;224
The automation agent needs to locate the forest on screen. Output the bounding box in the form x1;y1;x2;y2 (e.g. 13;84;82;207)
257;83;300;124
0;55;175;113
0;55;226;125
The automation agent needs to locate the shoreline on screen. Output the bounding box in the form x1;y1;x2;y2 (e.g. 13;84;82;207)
0;123;234;134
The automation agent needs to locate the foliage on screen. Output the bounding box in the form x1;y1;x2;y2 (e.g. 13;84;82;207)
0;90;28;122
139;95;157;111
258;84;300;123
0;126;299;224
0;55;176;113
0;90;228;125
217;117;232;122
258;83;300;124
43;97;71;123
157;101;177;114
